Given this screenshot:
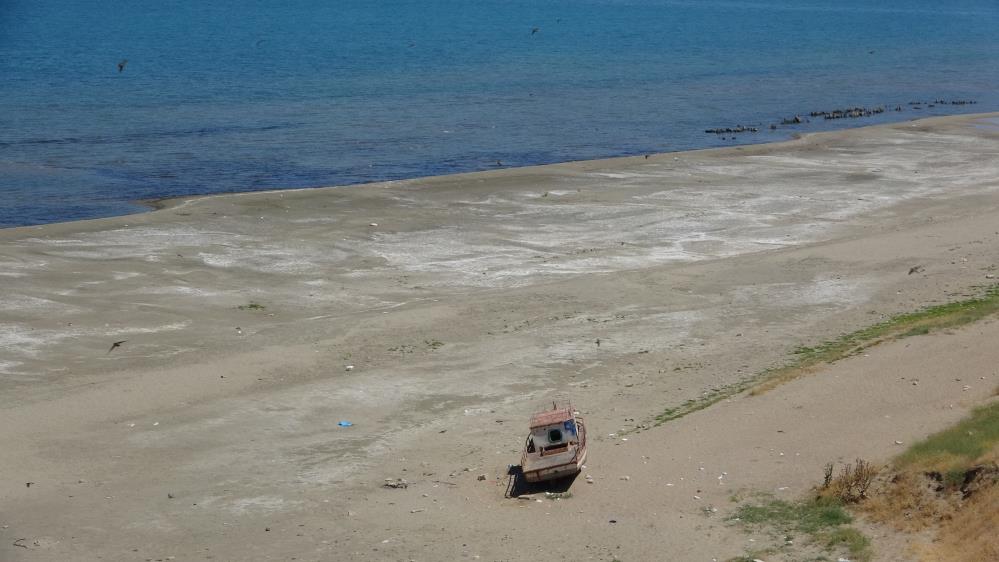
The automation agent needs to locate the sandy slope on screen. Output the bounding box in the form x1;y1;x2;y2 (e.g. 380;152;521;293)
1;114;998;561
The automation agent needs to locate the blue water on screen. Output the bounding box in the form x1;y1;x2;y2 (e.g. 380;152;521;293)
2;0;998;227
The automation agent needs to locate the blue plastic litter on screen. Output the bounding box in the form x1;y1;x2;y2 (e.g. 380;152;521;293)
338;420;353;427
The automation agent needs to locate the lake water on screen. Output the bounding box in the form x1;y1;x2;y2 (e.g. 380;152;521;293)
2;0;998;226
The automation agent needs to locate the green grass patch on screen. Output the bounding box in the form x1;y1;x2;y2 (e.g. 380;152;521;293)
731;496;852;535
237;301;266;311
901;325;931;337
826;527;872;561
895;401;999;473
730;496;870;562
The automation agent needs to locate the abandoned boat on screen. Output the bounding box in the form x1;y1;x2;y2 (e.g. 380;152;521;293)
520;401;587;483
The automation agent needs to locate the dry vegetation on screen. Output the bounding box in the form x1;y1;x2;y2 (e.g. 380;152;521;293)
856;402;999;561
732;403;999;562
819;458;880;504
913;484;999;561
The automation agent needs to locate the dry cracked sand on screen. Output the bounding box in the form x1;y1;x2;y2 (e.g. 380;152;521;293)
1;114;999;561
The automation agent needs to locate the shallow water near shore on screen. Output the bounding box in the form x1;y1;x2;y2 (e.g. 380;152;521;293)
2;0;999;226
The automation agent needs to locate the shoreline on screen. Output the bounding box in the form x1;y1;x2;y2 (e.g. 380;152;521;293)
2;111;999;560
119;111;999;215
4;111;996;236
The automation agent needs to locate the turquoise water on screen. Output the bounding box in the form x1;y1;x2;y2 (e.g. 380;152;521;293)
2;0;998;226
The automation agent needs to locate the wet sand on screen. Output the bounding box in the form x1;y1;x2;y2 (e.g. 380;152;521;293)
1;114;999;561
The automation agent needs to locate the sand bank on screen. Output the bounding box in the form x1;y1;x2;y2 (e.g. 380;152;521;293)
1;114;999;560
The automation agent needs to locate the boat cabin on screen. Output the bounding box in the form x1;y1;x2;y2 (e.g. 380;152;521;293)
526;407;579;456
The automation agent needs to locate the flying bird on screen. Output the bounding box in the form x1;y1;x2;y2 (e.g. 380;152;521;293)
531;27;540;35
117;59;128;72
107;340;127;354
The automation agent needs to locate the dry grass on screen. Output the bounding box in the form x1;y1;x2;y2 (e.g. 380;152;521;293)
912;484;999;562
857;402;999;561
861;470;958;531
846;461;998;560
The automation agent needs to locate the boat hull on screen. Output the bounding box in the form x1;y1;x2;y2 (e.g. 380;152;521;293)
522;448;586;483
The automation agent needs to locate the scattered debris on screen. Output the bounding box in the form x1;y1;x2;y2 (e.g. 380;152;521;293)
344;365;354;371
338;420;353;427
477;474;487;481
383;479;408;489
908;265;924;275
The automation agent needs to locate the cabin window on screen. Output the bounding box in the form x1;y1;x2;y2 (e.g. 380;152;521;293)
548;429;563;443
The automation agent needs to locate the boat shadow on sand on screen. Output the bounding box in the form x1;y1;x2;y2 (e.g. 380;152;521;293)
504;464;580;498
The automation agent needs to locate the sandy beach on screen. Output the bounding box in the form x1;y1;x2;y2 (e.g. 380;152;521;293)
2;113;999;561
